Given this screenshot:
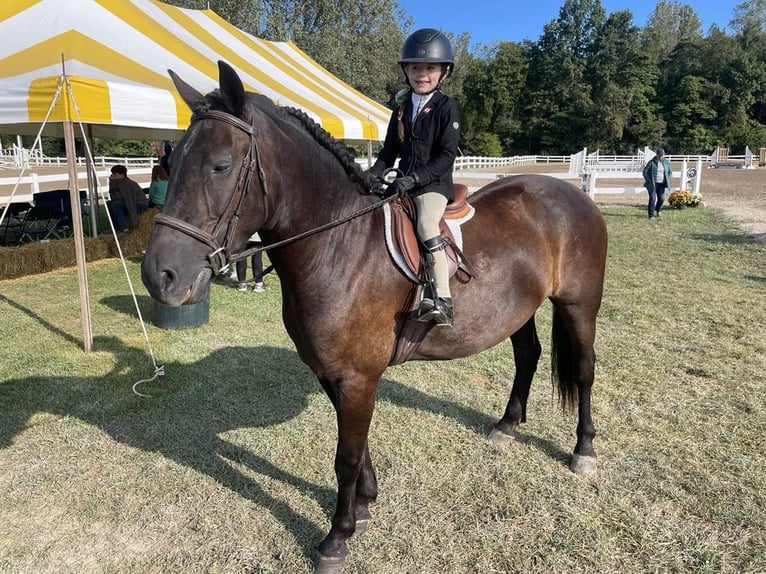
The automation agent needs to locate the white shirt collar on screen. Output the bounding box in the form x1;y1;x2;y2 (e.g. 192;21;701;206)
411;92;435;121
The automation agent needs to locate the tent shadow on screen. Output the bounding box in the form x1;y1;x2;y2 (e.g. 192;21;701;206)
0;336;568;561
0;339;333;557
0;292;81;346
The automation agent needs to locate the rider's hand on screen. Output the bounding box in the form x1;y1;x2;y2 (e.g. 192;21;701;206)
388;175;417;197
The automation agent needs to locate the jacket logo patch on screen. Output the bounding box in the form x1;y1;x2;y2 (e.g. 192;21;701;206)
422;106;433;114
452;122;460;130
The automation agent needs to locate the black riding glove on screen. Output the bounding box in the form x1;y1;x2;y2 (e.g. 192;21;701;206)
388;175;417;197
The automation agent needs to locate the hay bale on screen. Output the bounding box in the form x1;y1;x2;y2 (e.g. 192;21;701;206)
0;208;158;280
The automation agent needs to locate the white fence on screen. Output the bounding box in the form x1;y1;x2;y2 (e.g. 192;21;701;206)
0;148;745;206
0;167;154;206
354;155;569;171
453;155;568;170
0;151;157;170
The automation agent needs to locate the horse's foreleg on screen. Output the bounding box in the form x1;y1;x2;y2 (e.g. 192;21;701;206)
489;316;541;443
314;376;378;574
353;441;377;535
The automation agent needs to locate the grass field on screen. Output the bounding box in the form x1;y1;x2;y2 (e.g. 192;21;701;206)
0;201;764;573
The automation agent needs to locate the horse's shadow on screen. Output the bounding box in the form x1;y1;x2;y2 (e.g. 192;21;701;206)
0;334;567;560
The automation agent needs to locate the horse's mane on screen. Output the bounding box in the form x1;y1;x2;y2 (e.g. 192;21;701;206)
195;89;382;195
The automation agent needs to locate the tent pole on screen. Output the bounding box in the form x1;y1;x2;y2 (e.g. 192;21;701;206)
64;120;93;351
85;124;98;237
367;139;373;169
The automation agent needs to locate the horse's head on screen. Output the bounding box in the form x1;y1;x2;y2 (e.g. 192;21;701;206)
141;61;271;305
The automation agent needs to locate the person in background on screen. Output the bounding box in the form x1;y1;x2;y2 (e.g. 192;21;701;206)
161;141;173;175
148;165;168;209
150;140;173;175
108;164;148;234
642;147;672;219
235;232;266;292
365;28;461;327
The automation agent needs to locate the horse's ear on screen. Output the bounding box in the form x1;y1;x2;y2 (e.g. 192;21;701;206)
169;69;204;110
218;61;246;118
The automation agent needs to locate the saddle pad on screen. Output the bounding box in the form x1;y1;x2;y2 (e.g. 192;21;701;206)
444;205;475;253
383;202;475;283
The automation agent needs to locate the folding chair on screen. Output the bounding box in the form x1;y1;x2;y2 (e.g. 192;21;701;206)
33;190;72;237
0;203;29;245
18;205;62;243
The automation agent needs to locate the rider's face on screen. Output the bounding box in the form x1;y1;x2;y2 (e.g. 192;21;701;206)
404;63;444;94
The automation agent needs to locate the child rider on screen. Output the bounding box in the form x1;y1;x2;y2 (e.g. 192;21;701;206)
366;28;461;327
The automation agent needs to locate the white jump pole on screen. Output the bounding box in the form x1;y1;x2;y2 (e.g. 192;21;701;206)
693;159;702;194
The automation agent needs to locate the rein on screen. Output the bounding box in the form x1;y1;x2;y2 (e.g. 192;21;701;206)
231;194;394;264
153;108;393;276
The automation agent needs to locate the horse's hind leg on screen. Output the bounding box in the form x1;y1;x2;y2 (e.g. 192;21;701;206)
489;316;541;443
551;303;598;477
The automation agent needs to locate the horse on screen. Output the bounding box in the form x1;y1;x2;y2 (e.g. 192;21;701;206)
141;61;608;574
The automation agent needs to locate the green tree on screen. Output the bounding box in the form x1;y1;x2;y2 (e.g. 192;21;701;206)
730;0;766;34
730;2;766;139
458;42;527;154
585;10;656;152
470;132;503;156
521;0;606;153
642;1;703;61
658;39;718;152
281;0;409;105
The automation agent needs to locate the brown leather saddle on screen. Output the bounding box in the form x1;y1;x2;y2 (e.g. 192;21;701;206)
387;183;474;282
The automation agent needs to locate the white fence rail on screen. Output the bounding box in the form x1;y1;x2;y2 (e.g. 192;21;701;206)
0;167;153;206
0;153;157;169
0;150;746;173
0;149;748;206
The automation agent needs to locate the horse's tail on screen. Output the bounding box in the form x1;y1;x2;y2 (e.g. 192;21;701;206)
551;307;578;411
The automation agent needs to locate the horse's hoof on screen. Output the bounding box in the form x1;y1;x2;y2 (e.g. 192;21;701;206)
570;454;597;477
313;552;346;574
354;518;371;536
488;427;515;445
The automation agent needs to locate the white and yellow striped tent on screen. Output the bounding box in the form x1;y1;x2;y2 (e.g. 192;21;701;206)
0;0;392;142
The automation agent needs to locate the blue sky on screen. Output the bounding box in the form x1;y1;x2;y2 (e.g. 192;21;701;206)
397;0;738;48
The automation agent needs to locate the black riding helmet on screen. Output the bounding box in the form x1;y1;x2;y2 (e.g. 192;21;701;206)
398;28;454;87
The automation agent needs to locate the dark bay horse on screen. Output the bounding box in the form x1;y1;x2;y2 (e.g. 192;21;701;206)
141;61;608;573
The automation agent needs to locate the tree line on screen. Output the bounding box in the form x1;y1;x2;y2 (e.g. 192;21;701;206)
11;0;766;158
176;0;764;156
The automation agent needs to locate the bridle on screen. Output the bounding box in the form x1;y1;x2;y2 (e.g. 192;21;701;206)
153;109;266;277
153;107;393;277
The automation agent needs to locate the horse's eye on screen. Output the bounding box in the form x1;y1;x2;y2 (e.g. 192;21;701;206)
209;153;233;174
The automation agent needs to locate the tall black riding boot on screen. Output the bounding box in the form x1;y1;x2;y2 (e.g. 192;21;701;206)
417;236;453;327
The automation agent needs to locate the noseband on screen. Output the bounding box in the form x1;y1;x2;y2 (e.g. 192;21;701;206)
153;109;266;277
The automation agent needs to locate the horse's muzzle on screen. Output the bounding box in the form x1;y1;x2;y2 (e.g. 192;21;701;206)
141;245;213;306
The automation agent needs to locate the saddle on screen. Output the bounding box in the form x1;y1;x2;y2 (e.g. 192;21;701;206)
385;184;478;366
385;183;475;283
